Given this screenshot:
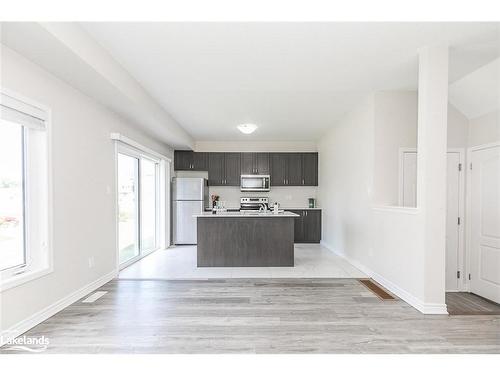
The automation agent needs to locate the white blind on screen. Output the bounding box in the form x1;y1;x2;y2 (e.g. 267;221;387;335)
0;93;47;130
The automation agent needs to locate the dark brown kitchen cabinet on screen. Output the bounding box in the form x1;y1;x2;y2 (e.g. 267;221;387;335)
174;150;208;171
208;152;241;186
270;152;318;186
287;153;303;185
174;150;317;186
241;153;269;175
224;153;241;185
254;153;270;174
208;153;224;185
301;153;318;186
289;209;321;243
270;153;288;186
303;209;321;242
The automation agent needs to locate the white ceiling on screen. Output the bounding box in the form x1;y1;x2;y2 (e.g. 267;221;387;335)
79;23;500;141
449;58;499;119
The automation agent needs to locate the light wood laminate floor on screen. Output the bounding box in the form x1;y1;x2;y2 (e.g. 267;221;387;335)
119;244;366;279
4;279;499;354
446;292;500;315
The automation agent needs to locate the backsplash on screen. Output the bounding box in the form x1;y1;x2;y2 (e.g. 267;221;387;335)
208;186;317;209
174;170;318;209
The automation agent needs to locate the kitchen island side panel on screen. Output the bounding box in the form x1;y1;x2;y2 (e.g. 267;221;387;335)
197;217;294;267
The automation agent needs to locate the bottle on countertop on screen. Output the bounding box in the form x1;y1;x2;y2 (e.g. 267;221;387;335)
273;202;279;214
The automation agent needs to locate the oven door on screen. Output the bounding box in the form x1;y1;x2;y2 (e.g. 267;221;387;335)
240;175;270;191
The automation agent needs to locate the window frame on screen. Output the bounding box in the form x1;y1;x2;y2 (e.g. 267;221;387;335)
0;88;52;292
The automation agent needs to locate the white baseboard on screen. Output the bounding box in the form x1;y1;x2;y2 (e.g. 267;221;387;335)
0;270;117;346
320;241;448;315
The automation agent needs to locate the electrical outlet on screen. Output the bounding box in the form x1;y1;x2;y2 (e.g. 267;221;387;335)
88;256;95;268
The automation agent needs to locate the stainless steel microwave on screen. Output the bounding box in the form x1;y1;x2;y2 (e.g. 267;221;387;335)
240;175;270;192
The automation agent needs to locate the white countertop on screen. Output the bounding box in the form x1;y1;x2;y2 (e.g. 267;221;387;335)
195;211;300;218
282;207;322;210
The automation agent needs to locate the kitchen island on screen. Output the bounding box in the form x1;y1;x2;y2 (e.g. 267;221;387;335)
195;211;299;267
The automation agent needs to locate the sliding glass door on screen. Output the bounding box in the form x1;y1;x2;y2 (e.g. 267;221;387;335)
118;153;140;264
118;148;160;267
140;158;158;254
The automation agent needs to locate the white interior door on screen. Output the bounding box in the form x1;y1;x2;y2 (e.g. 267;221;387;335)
446;153;461;291
470;145;500;303
400;150;462;291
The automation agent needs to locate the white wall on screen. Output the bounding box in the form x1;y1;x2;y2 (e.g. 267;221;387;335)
0;46;173;332
372;90;468;206
468;110;500;147
318;95;423;304
318;95;375;264
373;91;418;205
318;89;450;313
448;104;469;148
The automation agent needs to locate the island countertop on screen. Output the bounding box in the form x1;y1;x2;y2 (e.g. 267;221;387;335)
194;211;300;218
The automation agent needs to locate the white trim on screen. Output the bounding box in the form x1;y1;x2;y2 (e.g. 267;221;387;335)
110;133;171;162
468;141;500;152
371;205;419;215
321;241;448;315
0;270;117;347
0;268;53;293
450;148;466;292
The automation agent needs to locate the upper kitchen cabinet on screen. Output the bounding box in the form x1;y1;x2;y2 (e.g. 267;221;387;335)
224;153;241;185
287;153;303;185
301;153;318;186
174;150;208;171
241;153;270;175
270;152;318;186
270;153;288;186
208;152;241;186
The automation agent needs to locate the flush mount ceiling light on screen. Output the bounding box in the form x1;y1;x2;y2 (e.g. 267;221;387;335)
237;123;258;134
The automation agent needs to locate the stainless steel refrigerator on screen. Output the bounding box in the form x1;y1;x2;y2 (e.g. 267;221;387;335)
172;177;209;244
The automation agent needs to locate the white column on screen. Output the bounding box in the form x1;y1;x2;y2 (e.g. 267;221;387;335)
416;46;449;311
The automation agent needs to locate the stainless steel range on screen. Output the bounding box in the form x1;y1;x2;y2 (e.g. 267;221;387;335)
240;197;269;212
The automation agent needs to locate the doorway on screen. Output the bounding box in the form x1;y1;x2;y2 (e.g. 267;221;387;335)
399;148;465;292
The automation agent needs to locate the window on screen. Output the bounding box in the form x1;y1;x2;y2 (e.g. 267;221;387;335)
117;144;161;267
0;91;50;290
0;120;26;271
